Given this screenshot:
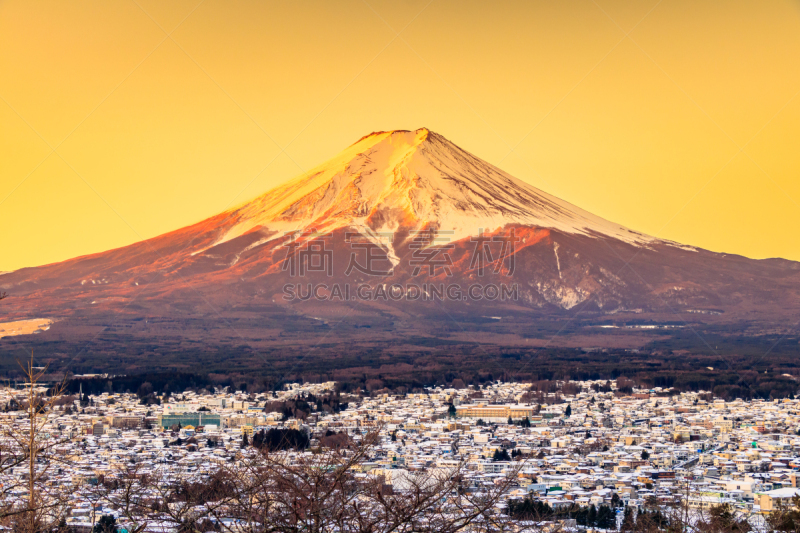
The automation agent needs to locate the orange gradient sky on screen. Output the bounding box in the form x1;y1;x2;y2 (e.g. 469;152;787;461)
2;0;800;271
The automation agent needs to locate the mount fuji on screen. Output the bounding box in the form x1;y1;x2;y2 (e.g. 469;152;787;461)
215;128;662;250
2;128;799;375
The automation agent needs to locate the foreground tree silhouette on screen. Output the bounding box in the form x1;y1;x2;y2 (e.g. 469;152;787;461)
93;514;118;533
219;430;532;533
0;352;73;533
765;494;800;532
93;428;537;533
699;503;751;532
615;487;753;533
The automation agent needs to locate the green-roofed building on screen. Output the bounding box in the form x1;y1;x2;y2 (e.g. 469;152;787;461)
158;412;221;430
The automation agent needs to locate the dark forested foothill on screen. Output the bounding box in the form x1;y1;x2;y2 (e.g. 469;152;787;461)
33;342;800;403
64;373;213;396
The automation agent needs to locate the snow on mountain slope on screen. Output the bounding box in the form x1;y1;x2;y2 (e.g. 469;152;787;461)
214;128;670;252
4;128;800;330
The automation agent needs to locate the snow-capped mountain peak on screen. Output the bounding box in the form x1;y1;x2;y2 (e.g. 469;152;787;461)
4;128;797;336
216;128;658;248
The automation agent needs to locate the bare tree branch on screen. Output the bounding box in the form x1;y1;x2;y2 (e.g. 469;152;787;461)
0;351;74;533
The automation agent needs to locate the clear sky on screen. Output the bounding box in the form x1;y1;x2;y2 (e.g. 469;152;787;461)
2;0;800;271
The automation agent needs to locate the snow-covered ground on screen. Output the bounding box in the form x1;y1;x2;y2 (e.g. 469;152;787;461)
0;318;53;339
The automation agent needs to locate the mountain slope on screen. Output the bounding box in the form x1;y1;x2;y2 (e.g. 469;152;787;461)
2;128;800;354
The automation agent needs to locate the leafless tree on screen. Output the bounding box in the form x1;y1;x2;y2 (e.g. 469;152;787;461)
86;463;156;533
90;428;543;533
208;429;533;533
765;493;800;532
86;460;237;533
619;480;754;533
0;352;73;533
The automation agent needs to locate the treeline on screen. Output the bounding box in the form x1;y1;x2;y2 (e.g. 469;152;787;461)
60;369;799;404
315;351;800;401
506;498;616;529
250;428;309;451
620;507;671;531
51;345;800;403
65;373;212;396
263;392;350;420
